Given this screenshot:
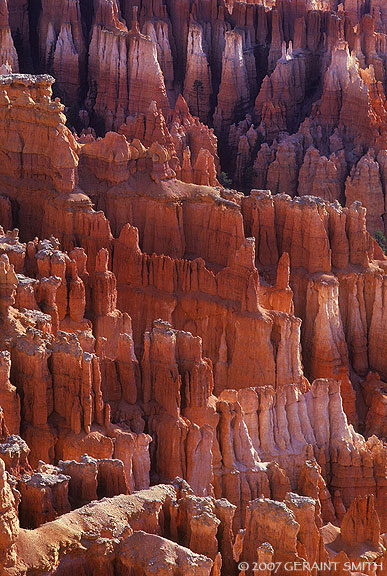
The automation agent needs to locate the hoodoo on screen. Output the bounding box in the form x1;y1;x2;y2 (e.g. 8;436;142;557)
0;1;386;574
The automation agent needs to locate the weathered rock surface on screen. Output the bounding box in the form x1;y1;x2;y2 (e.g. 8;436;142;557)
0;2;386;573
0;0;18;73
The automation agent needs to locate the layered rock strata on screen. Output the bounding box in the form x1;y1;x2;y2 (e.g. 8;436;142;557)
0;4;386;573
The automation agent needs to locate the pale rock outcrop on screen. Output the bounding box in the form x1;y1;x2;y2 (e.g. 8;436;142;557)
142;320;216;496
0;198;12;231
9;484;226;575
57;454;98;507
0;254;17;320
298;147;347;203
18;471;71;528
0;459;19;568
0;74;79;199
369;273;387;379
127;20;171;118
183;22;212;124
0;351;20;434
213;29;250;134
0;228;26;273
6;0;29;69
255;42;307;138
285;492;329;567
266;137;303;197
323;494;386;572
37;0;85;105
238;496;303;573
317;45;387;150
92;248;132;359
298;459;337;524
55;454;128;506
361;372;387;439
117;531;214;576
0;56;386;576
268;9;284;73
302;276;357;423
142;19;174;92
341;495;381;549
345;152;385;234
0;0;18;73
87;0;129;130
0;434;31;476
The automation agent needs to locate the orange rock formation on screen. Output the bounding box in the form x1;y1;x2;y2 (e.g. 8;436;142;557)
0;1;386;574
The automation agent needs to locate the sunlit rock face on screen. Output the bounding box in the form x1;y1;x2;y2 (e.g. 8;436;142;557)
0;1;386;574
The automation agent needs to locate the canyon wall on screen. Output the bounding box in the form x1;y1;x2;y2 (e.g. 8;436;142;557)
0;0;386;574
0;71;385;574
1;0;386;232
